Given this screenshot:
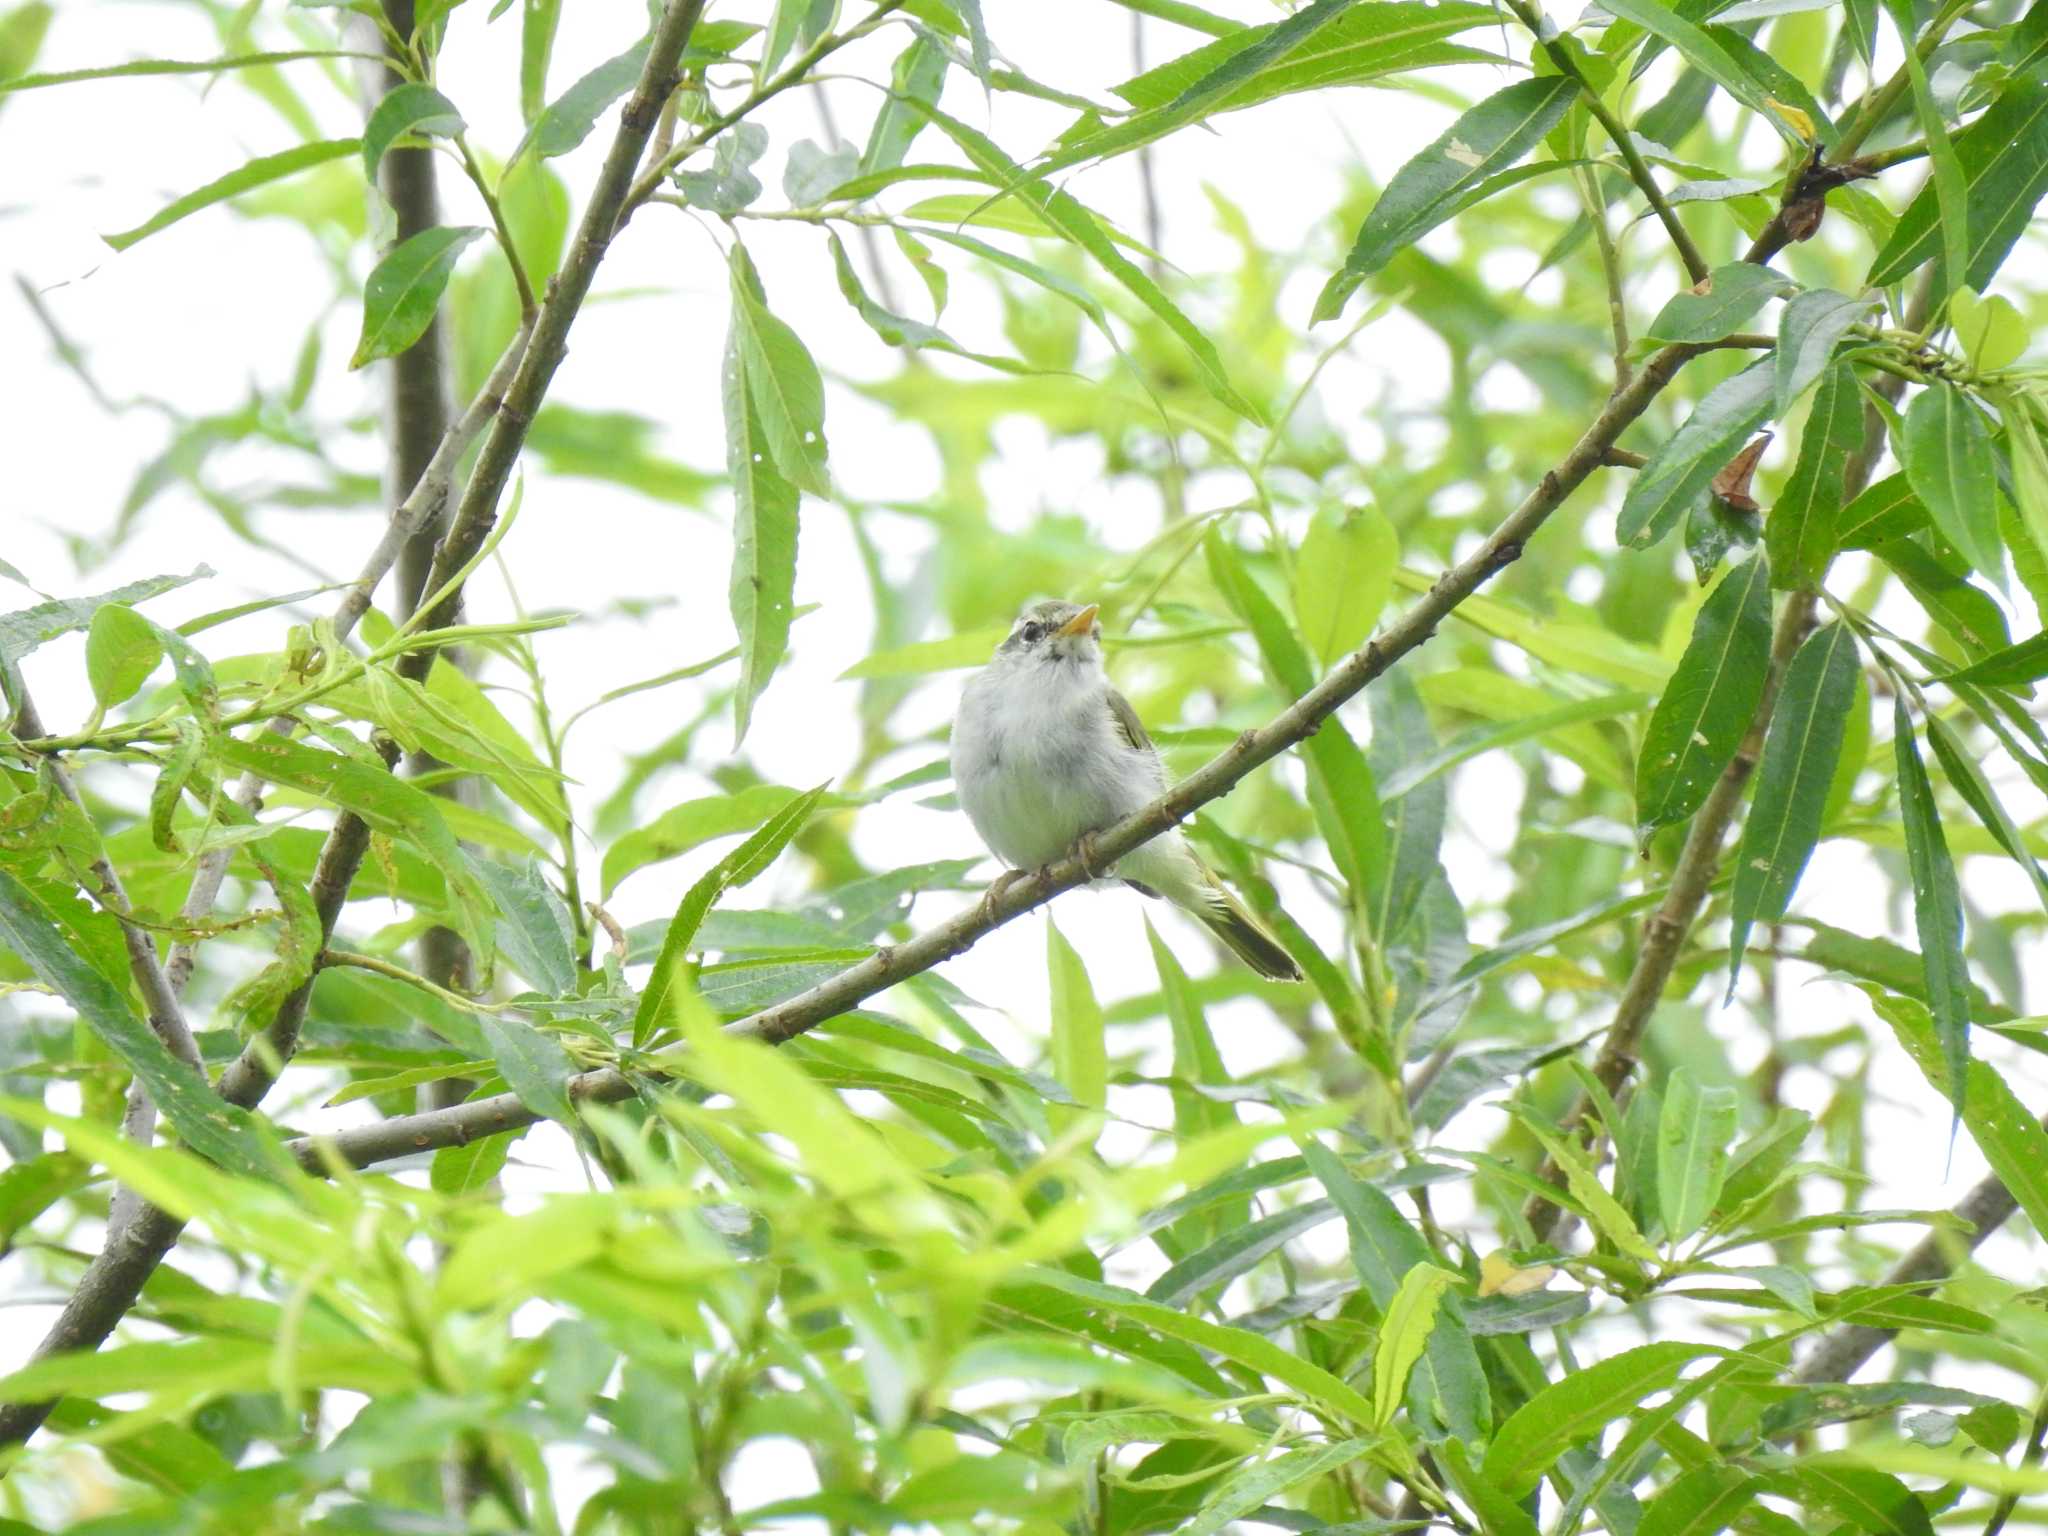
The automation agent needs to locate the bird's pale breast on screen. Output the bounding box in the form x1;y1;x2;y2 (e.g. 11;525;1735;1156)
954;657;1154;871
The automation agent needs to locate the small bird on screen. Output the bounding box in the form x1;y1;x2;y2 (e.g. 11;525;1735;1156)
952;599;1303;982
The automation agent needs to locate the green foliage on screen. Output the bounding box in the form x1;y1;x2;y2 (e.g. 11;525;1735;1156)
3;0;2047;1529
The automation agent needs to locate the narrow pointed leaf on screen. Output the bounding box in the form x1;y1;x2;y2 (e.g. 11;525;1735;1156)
1940;631;2048;686
1775;287;1875;414
104;138;359;250
1902;383;2003;586
1315;76;1574;321
1644;263;1795;344
1483;1341;1715;1499
1867;81;2048;291
920;105;1261;421
1892;697;1971;1115
1727;622;1859;992
351;226;484;369
1636;553;1773;831
1766;358;1859;588
1372;1262;1460;1427
1300;1141;1490;1442
1047;916;1106;1114
723;269;801;746
730;250;829;495
633;784;828;1045
518;35;647;161
1293;504;1397;667
1617;361;1776;551
1656;1068;1739;1240
0;869;283;1182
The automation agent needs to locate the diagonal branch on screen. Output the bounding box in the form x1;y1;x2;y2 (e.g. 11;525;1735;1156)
1788;1124;2042;1389
0;0;708;1454
283;338;1717;1176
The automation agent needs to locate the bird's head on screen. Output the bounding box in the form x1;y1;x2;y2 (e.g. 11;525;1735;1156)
997;599;1102;669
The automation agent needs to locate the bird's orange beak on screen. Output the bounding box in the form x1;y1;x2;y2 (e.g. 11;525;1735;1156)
1058;604;1099;638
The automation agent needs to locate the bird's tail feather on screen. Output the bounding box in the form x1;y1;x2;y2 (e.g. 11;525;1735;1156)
1189;879;1303;983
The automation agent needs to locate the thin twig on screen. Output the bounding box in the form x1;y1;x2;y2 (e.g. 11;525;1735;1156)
620;0;908;224
1501;0;1709;285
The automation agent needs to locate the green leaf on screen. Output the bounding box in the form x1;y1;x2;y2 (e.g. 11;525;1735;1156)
1483;1341;1715;1499
0;870;283;1182
362;82;465;185
1047;916;1106;1114
0;568;211;666
85;602;165;709
103;138;359;250
1292;504;1397;667
1940;630;2048;686
860;35;945;176
1949;287;2028;373
1901;383;2004;586
1891;697;1971;1117
474;859;576;998
432;1127;516;1195
1023;1265;1379;1431
729;248;829;495
519;0;559;123
825;234;1037;375
1205;533;1388;929
723;263;802;748
1922;712;2048;912
1630;1458;1761;1536
1299;1141;1489;1442
1596;0;1783;131
633;783;827;1045
1656;1068;1739;1240
1111;0;1491;117
1726;622;1859;993
518;34;646;160
601;783;815;896
1617;360;1775;550
1766;358;1859;589
1513;1112;1660;1263
1145;1200;1335;1308
1764;1464;1933;1536
1180;1440;1373;1536
1373;1262;1460;1427
1867;81;2048;292
1775;288;1876;414
1838;473;1928;550
215;734;492;962
920;105;1262;422
1644;263;1795;344
1056;0;1491;172
478;1014;579;1128
1315;76;1575;321
0;49;380;96
350;226;484;370
1636;552;1773;832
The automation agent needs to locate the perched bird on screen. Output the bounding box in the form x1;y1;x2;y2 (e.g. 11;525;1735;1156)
952;598;1303;981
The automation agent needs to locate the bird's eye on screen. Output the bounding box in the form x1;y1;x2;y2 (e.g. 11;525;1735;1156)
1020;622;1045;643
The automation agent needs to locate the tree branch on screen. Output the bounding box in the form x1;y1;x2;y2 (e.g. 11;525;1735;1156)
0;0;707;1452
1787;1132;2038;1389
280;337;1716;1176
